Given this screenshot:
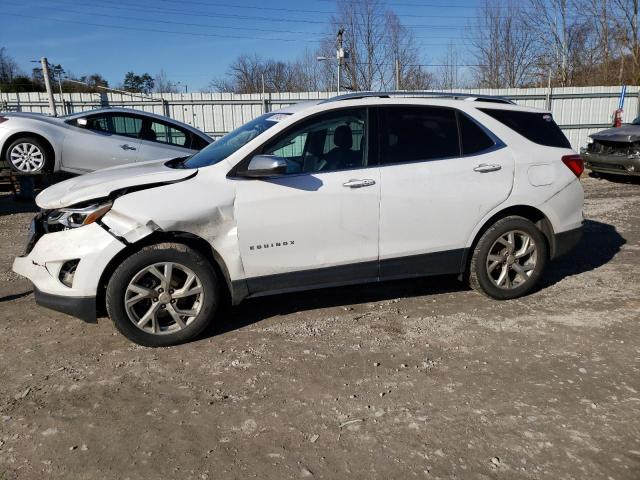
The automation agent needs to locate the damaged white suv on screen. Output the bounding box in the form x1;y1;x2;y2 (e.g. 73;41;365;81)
13;93;584;346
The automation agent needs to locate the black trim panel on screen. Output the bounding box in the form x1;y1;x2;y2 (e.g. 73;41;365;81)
551;226;582;259
245;248;467;297
379;248;467;279
247;260;378;295
33;287;97;323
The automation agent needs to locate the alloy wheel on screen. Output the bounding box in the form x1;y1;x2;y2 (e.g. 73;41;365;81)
124;262;204;335
10;142;45;173
485;230;537;289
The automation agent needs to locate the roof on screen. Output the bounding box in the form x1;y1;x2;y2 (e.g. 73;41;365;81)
320;91;515;105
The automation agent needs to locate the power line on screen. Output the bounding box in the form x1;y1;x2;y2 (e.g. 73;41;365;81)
2;12;318;43
132;0;502;19
7;1;487;42
22;0;513;29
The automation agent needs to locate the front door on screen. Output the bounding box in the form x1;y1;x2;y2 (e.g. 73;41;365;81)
377;105;515;278
234;107;380;295
62;113;142;172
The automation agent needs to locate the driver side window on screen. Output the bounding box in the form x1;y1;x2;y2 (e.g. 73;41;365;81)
264;108;367;174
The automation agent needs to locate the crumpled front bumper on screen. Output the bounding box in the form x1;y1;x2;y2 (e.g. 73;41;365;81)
12;222;126;322
581;150;640;176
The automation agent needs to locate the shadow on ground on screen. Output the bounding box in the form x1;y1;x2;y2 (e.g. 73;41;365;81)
0;194;38;216
207;219;625;338
589;172;640;185
542;219;625;287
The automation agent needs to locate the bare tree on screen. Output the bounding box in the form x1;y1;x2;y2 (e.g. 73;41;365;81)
613;0;640;84
577;0;615;84
523;0;594;86
468;0;538;88
386;11;434;90
0;47;20;84
210;54;322;93
154;70;179;93
438;42;460;90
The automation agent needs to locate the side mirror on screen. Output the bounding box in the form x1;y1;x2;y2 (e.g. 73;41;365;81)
239;155;287;178
76;118;88;127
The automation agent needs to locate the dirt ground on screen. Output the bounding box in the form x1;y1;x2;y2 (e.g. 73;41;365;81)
0;175;639;480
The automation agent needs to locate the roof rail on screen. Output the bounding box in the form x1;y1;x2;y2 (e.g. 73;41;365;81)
319;91;515;105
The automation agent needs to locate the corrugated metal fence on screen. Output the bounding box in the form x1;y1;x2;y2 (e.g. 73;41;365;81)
1;86;638;150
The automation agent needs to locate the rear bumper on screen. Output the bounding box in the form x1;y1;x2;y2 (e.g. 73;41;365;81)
582;151;640;176
551;225;582;259
33;287;97;323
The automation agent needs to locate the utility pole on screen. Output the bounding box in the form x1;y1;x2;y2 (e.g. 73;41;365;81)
41;57;57;116
52;64;65;115
336;28;344;95
395;59;400;90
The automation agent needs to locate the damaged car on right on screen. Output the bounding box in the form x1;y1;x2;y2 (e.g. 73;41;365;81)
582;116;640;177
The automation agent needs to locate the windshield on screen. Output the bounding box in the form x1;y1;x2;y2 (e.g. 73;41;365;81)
183;112;290;168
633;116;640;125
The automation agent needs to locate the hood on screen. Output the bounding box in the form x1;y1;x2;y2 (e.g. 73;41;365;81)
36;159;197;209
590;124;640;143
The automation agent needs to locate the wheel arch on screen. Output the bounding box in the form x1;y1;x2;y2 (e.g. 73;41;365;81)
2;131;58;172
461;204;555;277
96;231;242;317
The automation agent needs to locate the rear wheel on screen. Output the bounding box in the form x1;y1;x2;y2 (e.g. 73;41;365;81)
468;216;548;300
6;137;50;174
106;243;219;347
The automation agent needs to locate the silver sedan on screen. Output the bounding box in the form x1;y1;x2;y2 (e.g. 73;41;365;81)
0;108;213;174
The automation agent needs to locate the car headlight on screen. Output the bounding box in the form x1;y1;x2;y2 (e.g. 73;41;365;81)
587;137;594;144
47;201;112;229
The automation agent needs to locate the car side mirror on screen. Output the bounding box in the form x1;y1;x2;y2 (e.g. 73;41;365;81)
239;155;287;178
76;118;88;127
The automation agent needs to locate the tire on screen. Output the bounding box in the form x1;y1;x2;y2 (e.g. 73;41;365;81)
6;137;50;174
106;242;219;347
468;216;548;300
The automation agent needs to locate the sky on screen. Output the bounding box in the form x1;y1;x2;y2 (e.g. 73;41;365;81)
0;0;483;91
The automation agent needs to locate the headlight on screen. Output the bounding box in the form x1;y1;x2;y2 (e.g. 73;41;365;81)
47;202;112;229
587;137;594;144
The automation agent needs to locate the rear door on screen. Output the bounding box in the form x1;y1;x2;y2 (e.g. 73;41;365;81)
62;113;142;172
378;105;514;278
136;119;200;160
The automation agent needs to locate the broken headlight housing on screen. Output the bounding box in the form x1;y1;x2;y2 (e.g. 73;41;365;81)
47;201;112;230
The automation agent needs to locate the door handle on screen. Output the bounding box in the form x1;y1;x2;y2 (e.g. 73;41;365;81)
343;178;376;188
473;163;501;173
120;144;137;151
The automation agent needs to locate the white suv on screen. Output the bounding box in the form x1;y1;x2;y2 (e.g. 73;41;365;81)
13;93;584;346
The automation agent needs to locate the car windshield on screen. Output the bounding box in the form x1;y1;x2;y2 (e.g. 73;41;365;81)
182;112;290;168
633;116;640;125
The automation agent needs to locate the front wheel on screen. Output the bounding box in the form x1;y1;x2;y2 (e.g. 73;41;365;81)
468;216;548;300
106;243;219;347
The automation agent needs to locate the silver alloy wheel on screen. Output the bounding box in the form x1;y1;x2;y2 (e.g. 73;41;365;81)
9;142;45;173
486;230;537;289
124;262;204;335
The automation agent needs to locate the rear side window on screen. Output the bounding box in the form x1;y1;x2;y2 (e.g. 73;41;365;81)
458;113;495;155
381;106;460;164
150;121;188;147
479;108;570;148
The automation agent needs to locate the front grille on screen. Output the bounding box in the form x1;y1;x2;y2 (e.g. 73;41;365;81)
588;140;639;156
24;212;46;255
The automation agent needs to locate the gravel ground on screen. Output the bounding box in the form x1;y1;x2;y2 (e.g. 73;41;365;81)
0;175;638;480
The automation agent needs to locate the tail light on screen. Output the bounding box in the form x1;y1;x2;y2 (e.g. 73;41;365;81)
562;154;584;178
0;116;8;124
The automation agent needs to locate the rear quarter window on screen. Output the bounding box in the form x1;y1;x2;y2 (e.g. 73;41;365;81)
479;108;571;148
